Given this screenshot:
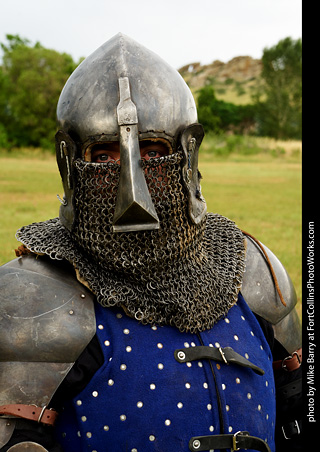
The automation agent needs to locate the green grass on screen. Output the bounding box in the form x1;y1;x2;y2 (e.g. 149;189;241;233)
0;140;302;314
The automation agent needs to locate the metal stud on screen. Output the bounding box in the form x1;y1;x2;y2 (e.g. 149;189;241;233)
192;439;201;449
177;351;186;361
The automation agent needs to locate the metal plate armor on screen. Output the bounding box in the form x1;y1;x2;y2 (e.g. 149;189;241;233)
0;254;96;446
241;235;301;353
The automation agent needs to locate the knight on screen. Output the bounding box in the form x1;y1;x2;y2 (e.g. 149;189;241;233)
0;33;302;452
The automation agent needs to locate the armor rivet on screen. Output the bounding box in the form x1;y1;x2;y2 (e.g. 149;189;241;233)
137;401;143;408
86;432;92;438
165;419;171;426
209;425;214;432
222;384;226;390
123;328;130;334
92;391;98;397
247;393;252;399
150;383;156;390
80;294;86;298
266;381;269;387
177;402;183;409
157;343;163;349
69;310;74;315
215;342;220;348
207;404;212;410
203;382;208;389
229;426;233;433
104;425;109;431
177;351;186;361
158;363;164;370
81;416;87;422
76;400;82;406
126;346;132;352
149;435;156;442
226;405;230;411
236;378;241;384
258;404;262;411
98;324;104;330
120;414;126;421
120;364;127;370
192;439;201;449
104;340;110;346
186;362;192;367
6;422;11;426
185;382;191;389
108;379;114;386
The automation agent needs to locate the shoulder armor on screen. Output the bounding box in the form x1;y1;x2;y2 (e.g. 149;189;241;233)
241;235;301;353
0;254;96;408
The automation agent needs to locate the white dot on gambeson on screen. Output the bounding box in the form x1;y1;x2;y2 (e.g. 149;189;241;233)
265;381;269;387
198;362;203;368
77;431;81;437
184;342;190;348
203;382;208;389
92;391;98;397
226;405;230;412
120;364;127;370
150;383;156;390
120;415;126;421
104;340;110;346
186;362;192;367
151;326;157;330
123;328;130;335
229;426;233;432
104;425;109;431
250;331;255;336
81;416;87;422
157;343;163;349
116;313;122;318
177;402;183;409
149;435;156;442
260;345;264;350
191;342;196;347
137;401;143;408
165;419;171;426
207;404;212;410
108;379;114;386
215;342;220;348
185;382;191;389
245;353;249;359
126;346;132;352
76;400;82;406
86;432;92;438
209;426;214;432
258;404;262;411
224;318;230;324
241;315;245;321
132;449;138;452
236;378;241;384
158;363;164;370
234;335;239;341
247;393;252;399
222;384;226;390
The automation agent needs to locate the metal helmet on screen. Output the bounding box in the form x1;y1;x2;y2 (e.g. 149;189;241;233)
56;33;206;232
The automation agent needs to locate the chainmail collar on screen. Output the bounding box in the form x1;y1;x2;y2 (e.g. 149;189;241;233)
16;213;246;333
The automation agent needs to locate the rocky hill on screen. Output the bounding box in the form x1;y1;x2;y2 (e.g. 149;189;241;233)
179;56;262;104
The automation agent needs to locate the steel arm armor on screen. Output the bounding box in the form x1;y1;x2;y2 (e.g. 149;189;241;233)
0;254;96;449
241;235;301;354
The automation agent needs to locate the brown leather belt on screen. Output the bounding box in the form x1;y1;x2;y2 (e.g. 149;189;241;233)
273;348;302;372
0;404;58;426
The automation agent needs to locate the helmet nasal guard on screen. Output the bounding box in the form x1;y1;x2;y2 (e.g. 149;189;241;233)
55;33;206;232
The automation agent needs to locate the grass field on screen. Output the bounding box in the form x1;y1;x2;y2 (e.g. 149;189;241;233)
0;138;302;314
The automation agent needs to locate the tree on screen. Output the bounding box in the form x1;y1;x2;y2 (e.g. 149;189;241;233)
0;34;79;149
255;37;302;139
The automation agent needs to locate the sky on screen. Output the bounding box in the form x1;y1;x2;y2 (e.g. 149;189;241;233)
0;0;302;70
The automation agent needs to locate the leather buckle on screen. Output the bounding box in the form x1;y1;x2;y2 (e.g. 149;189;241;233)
232;431;249;451
282;351;301;371
282;420;301;439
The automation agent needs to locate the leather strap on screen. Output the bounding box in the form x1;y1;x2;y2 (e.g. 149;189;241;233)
273;348;302;372
174;345;265;375
189;432;271;452
0;404;58;426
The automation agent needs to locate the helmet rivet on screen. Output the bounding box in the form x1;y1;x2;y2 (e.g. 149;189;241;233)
177;351;186;361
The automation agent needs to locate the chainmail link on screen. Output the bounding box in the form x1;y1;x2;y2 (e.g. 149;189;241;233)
16;152;246;333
